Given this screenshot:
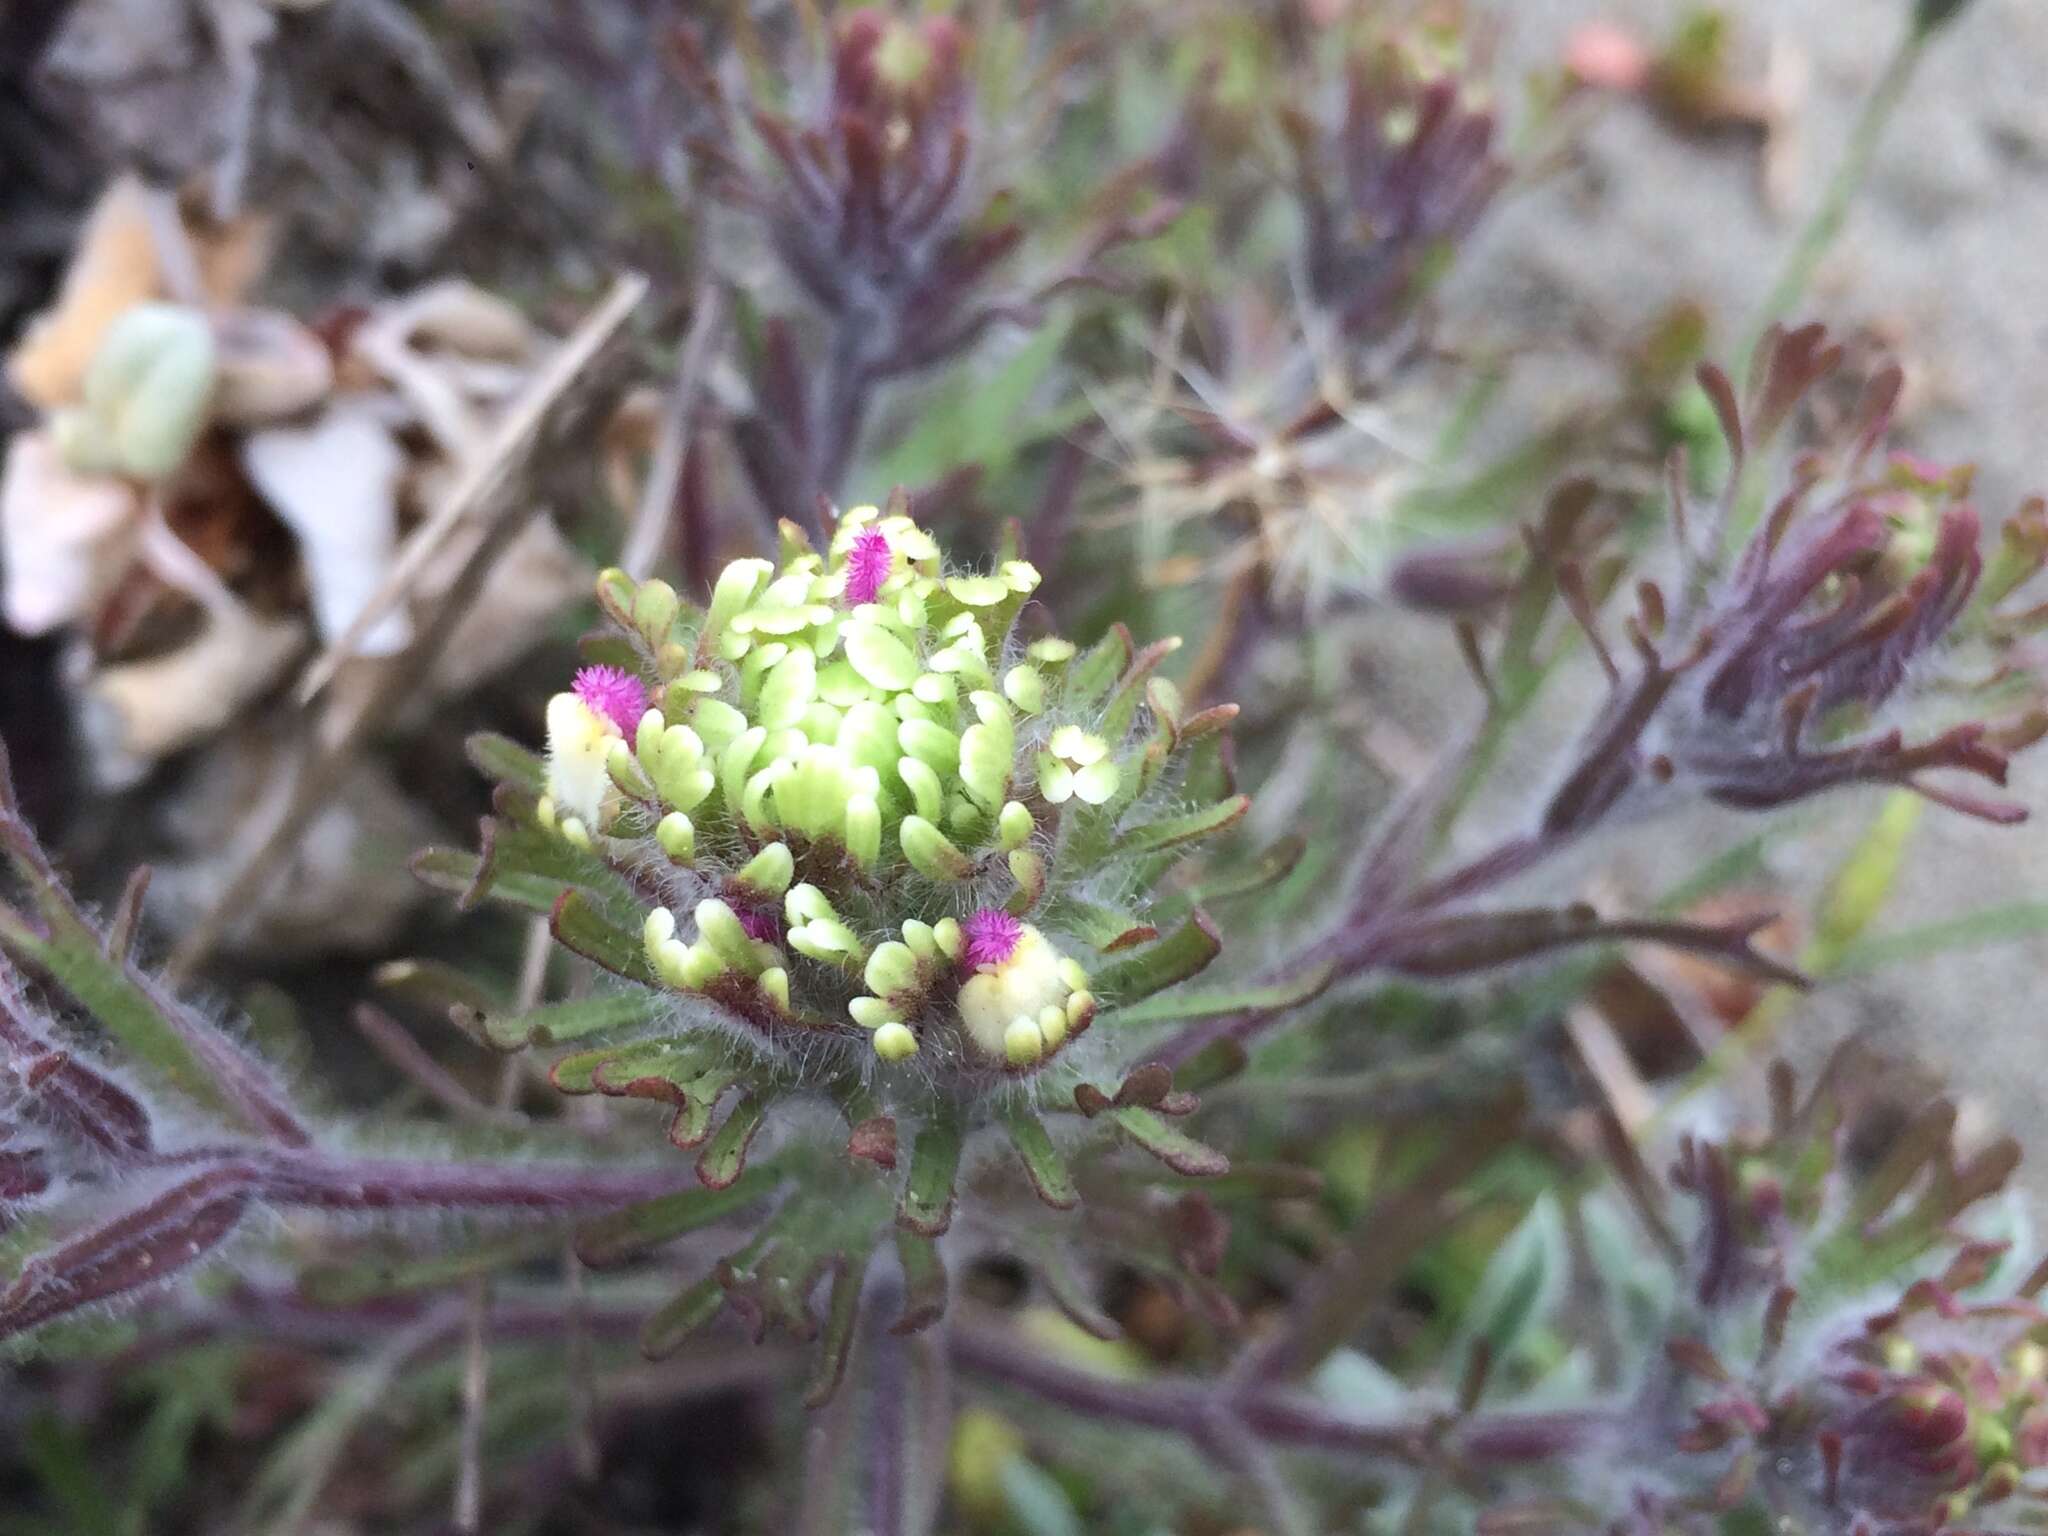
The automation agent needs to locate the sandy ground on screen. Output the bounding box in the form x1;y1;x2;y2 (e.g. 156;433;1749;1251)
1447;0;2048;1182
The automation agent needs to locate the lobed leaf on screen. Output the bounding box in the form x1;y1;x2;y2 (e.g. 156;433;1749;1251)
697;1093;771;1190
483;989;665;1051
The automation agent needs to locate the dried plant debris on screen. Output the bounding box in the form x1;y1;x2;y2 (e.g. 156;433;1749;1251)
1;175;593;795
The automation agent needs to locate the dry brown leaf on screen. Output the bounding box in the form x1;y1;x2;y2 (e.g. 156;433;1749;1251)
210;308;334;425
0;429;143;635
82;600;303;775
241;404;412;654
6;179;162;409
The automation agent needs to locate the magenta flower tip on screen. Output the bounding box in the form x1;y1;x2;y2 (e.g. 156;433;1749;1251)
962;907;1023;970
844;528;894;605
572;665;649;736
738;907;783;946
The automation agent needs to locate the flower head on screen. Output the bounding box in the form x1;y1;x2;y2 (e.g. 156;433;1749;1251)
572;665;649;737
962;906;1023;970
537;498;1243;1083
483;496;1247;1354
843;527;894;606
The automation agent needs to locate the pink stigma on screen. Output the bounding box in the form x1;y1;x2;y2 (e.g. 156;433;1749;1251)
962;907;1023;970
844;528;893;605
738;907;783;945
572;665;649;736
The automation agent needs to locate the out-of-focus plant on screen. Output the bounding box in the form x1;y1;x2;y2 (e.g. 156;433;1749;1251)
1096;5;1517;677
663;7;1176;540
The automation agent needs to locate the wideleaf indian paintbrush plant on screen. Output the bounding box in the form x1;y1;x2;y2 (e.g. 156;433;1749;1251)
6;5;2048;1534
1;324;2046;1534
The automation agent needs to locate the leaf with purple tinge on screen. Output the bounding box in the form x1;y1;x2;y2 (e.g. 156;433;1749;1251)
0;1162;252;1341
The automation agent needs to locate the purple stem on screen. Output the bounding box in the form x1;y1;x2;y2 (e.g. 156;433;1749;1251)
952;1319;1616;1468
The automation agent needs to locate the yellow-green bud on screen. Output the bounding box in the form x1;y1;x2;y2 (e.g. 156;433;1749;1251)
656;811;695;863
873;1021;920;1060
900;815;974;880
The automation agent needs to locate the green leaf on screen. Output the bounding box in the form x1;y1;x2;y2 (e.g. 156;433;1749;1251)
1098;637;1181;743
464;732;547;796
867;314;1075;487
21;1416;122;1536
484;989;664;1051
640;1270;732;1360
547;1036;722;1095
999;1455;1086;1536
550;889;656;983
1171;1038;1248;1096
899;1121;963;1236
1455;1193;1567;1362
416;807;646;934
1109;1107;1228;1177
805;1248;873;1408
301;1230;564;1304
893;1229;948;1335
1114;794;1250;855
1098;962;1332;1026
409;847;562;915
1040;896;1158;952
696;1093;770;1190
575;1167;779;1268
1808;791;1924;967
1828;900;2048;979
1064;624;1134;713
0;901;230;1126
1149;834;1307;925
1003;1108;1078;1209
1089;913;1222;1004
